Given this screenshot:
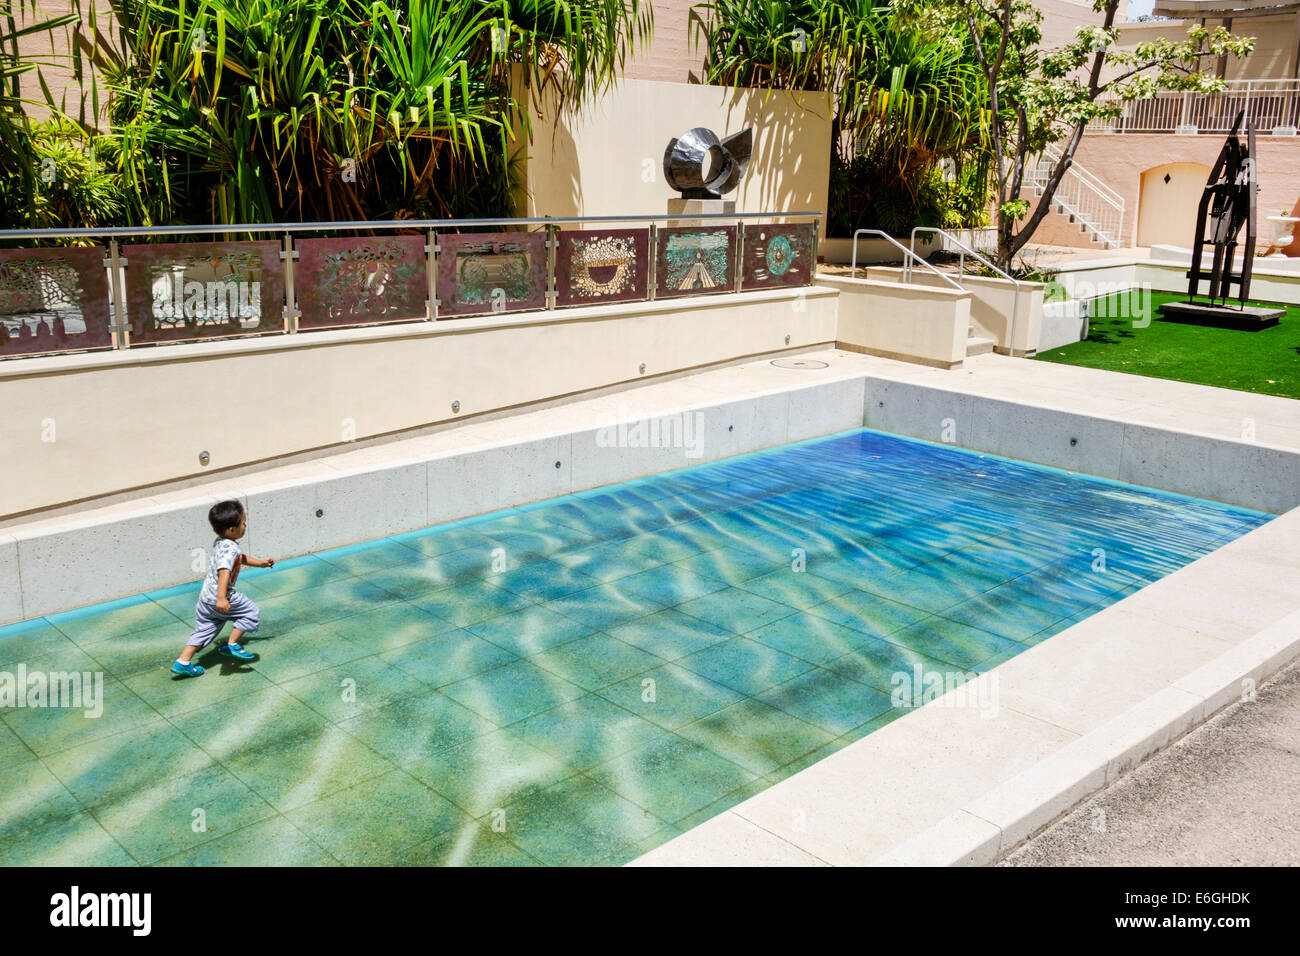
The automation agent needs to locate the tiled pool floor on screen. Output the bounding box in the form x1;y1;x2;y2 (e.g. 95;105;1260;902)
0;429;1272;865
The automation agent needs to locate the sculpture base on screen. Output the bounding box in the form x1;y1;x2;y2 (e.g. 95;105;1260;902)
667;199;736;228
1157;301;1284;330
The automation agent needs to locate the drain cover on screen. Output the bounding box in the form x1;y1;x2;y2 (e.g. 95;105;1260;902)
770;358;829;370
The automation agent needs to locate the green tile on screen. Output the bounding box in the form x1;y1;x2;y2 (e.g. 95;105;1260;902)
177;685;326;756
885;616;1027;671
745;612;880;665
550;541;656;583
123;659;274;719
222;725;395;811
83;619;196;680
0;724;33;770
675;698;834;776
492;774;667;866
44;723;216;811
337;690;497;764
612;563;728;607
804;590;929;637
542;585;663;632
318;541;423;576
0;622;79;668
279;657;428;723
404;728;575;816
604;608;733;661
360;561;472;601
92;762;278;864
491;558;605;601
5;671;164;757
50;600;184;646
530;634;664;691
673;546;779;586
466;604;595;657
510;694;667;771
676;636;814;696
379;630;518;689
408;580;535;628
153;815;335;866
0;810;136;866
0;757;84;843
822;636;961;698
338;602;461;656
587;733;759;824
243;625;373;685
235;557;340;599
440;659;585;726
394;820;541;866
594;663;744;731
290;770;469;865
672;777;772;832
755;666;896;737
736;568;857;610
676;588;800;636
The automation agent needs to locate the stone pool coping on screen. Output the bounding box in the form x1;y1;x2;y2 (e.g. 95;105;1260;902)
629;506;1300;866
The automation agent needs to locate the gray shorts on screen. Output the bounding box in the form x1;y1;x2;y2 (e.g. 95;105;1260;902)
188;593;260;648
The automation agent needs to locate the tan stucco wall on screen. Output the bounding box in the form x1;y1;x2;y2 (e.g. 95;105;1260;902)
819;275;970;368
1074;133;1300;246
518;79;833;237
0;288;837;517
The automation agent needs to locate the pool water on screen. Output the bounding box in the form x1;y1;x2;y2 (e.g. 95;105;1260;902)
0;428;1272;866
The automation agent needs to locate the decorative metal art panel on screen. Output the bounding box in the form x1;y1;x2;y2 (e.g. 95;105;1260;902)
436;232;547;317
655;226;736;299
0;246;112;357
295;235;427;329
555;228;649;307
123;240;284;343
741;223;815;290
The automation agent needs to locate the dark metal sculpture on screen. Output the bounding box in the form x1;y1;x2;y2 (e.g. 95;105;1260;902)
663;127;753;199
1187;111;1256;306
1159;111;1282;329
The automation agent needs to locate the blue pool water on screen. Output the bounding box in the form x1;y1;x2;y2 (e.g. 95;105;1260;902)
0;428;1273;866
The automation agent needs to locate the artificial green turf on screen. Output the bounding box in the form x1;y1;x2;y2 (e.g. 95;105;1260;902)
1035;291;1300;400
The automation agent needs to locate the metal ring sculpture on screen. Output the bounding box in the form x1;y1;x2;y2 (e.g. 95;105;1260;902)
663;127;754;200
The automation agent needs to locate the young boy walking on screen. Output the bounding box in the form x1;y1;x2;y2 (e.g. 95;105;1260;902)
173;499;274;678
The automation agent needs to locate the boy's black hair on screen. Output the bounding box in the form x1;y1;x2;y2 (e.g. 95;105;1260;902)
208;499;245;536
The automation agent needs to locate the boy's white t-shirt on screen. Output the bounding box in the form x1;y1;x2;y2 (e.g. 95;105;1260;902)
198;538;243;605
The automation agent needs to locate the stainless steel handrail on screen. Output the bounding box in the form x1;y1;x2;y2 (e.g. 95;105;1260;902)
849;228;962;291
910;227;1022;357
0;211;823;242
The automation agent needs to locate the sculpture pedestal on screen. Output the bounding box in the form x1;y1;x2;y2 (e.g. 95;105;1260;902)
1157;301;1283;330
667;199;735;228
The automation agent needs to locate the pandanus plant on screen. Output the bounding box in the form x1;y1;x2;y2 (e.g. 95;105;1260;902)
1;0;83;226
72;0;650;226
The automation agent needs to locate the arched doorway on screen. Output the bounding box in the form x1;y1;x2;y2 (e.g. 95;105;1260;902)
1137;163;1212;248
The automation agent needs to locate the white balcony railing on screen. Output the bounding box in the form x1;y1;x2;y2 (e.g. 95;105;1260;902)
1087;79;1300;134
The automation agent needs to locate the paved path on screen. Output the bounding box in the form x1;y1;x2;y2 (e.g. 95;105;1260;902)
1001;659;1300;866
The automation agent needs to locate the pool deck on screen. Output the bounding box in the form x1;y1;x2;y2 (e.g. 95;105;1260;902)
5;348;1300;866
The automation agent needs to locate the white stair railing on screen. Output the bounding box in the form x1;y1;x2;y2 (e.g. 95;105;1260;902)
1025;145;1126;249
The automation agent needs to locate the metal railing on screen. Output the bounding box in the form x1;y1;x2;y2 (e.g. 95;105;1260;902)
849;229;962;291
0;211;821;361
1024;144;1126;248
911;227;1023;355
1087;79;1300;134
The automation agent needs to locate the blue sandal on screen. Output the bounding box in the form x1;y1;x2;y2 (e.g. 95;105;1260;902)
218;642;256;661
172;661;205;677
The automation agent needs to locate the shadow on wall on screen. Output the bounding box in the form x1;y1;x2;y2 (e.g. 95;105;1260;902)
726;87;832;229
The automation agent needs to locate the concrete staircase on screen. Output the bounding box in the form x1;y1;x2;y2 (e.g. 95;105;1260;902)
966;328;996;356
1024;145;1126;250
